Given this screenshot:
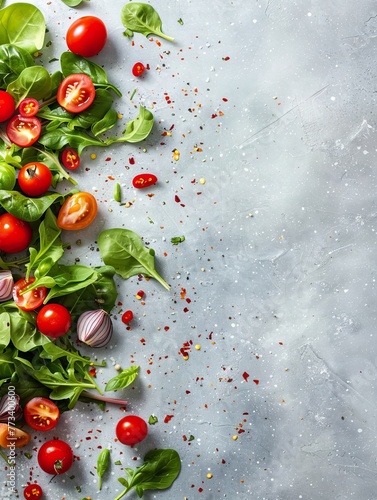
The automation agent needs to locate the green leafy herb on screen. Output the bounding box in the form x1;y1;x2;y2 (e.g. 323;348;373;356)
98;228;170;290
105;366;139;392
97;448;111;491
121;3;174;42
115;449;181;499
60;0;90;6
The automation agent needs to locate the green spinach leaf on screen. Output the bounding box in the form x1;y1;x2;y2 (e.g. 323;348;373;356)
0;3;46;54
7;66;52;106
98;228;170;290
121;3;174;42
0;190;63;221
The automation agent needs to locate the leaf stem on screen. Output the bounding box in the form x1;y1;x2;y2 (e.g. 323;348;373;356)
80;390;127;406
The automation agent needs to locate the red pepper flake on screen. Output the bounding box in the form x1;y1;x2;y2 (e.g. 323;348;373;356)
253;379;260;385
222;97;228;102
242;371;249;382
105;157;111;161
164;414;174;423
222;56;230;61
140;338;146;345
186;298;191;304
180;287;187;299
278;341;284;345
175;194;181;203
89;367;97;377
164;326;170;331
211;113;218;119
183;307;189;313
129;157;135;165
186;390;191;394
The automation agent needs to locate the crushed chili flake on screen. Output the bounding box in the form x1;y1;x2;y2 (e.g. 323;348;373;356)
242;371;249;382
222;56;230;61
175;195;181;203
129;157;135;165
164;414;174;423
222;97;228;102
253;379;260;385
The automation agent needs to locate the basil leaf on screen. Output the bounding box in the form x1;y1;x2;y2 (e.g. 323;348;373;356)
121;3;174;42
98;228;170;290
0;3;46;54
105;366;139;392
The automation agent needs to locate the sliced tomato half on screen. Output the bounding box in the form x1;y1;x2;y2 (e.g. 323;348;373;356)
13;277;48;311
24;397;60;431
57;191;98;230
0;423;31;448
6;115;41;147
57;73;95;113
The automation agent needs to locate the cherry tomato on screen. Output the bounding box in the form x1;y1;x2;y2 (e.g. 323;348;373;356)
66;16;107;58
61;148;80;171
6;115;41;147
0;213;32;254
0;90;15;122
121;310;133;324
18;162;52;197
37;304;72;338
24;397;60;432
132;173;158;189
23;484;43;499
19;98;39;118
57;74;95;114
57;191;98;230
116;415;148;446
0;423;31;448
132;62;146;77
37;439;73;475
13;277;48;311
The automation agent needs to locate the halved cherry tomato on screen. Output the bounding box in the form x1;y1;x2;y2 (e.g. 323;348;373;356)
23;484;43;499
19;98;39;118
0;90;15;122
132;62;146;77
6;115;41;147
0;213;32;254
37;439;73;475
61;148;80;171
57;191;98;230
13;277;48;311
24;397;60;432
0;423;31;448
66;16;107;58
37;303;72;338
18;162;52;197
57;73;95;113
132;173;158;189
116;415;148;446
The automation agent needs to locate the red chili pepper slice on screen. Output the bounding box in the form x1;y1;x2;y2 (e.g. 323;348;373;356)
132;62;146;77
61;147;80;170
132;173;158;189
19;98;39;118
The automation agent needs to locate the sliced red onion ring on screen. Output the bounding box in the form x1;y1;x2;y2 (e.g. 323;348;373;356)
0;270;13;302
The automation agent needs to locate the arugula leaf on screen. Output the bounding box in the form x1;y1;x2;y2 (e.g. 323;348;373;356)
105;366;139;392
121;3;174;42
115;449;181;499
98;228;170;290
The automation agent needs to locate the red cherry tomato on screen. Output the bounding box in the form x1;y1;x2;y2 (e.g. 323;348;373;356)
13;277;48;311
66;16;107;57
6;115;41;147
121;310;133;324
57;74;95;114
37;304;72;338
19;98;39;118
0;213;32;254
24;397;60;432
116;415;148;446
23;483;43;499
0;90;15;122
132;173;158;189
57;192;98;231
61;148;80;171
18;162;52;197
0;423;31;448
37;439;73;475
132;62;146;77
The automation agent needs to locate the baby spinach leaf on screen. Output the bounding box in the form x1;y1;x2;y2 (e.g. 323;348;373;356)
0;190;63;222
91;108;118;137
121;3;174;42
115;449;181;499
119;105;154;144
60;0;90;6
98;228;170;290
39;126;106;155
0;44;34;87
7;66;52;106
60;51;122;96
44;265;98;302
105;366;139;392
0;3;46;54
68;89;114;130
